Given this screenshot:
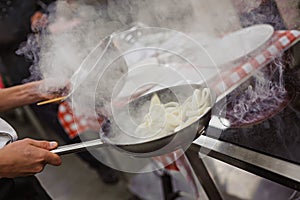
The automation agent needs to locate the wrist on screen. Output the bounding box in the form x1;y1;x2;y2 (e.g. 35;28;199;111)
22;81;45;103
0;149;7;178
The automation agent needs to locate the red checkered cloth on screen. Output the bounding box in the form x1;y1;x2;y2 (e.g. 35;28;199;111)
58;102;104;139
211;30;300;96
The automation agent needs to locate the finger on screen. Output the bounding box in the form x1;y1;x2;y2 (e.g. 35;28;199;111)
43;152;62;166
19;172;37;177
28;139;58;150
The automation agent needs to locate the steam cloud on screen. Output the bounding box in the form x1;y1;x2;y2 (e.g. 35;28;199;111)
17;0;289;119
17;0;239;93
225;58;289;127
14;0;298;172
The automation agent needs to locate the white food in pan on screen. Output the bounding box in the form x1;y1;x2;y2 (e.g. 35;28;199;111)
135;88;211;138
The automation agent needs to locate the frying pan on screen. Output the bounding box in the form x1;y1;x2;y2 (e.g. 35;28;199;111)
51;84;216;157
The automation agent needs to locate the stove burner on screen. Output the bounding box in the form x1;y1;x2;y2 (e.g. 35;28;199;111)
206;51;300;166
220;85;294;128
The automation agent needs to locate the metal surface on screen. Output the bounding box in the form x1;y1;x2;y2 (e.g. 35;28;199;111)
52;84;215;157
51;109;211;156
186;148;223;200
191;135;300;190
117;109;212;156
51;139;106;155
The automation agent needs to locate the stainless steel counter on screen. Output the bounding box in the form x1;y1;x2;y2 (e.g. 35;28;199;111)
190;135;300;190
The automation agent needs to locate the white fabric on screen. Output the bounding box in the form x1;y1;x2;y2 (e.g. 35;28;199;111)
0;118;18;148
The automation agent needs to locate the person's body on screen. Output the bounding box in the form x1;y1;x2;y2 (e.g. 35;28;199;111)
0;137;61;200
0;70;62;200
0;81;52;111
0;0;119;185
0;1;62;199
17;0;121;184
0;80;62;200
0;0;55;85
0;138;61;179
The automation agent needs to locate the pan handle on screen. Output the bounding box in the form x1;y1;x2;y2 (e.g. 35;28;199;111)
51;139;105;155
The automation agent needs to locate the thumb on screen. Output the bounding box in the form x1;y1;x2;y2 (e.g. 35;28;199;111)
29;140;58;150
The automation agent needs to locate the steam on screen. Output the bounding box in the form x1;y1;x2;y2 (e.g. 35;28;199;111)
17;0;240;83
17;1;287;118
236;0;286;30
226;58;289;126
14;0;298;171
16;0;242;115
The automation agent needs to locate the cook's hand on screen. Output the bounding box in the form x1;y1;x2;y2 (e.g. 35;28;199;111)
0;139;61;178
39;79;71;99
26;80;70;102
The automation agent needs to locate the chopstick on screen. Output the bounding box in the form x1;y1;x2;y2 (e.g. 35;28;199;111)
37;84;156;106
37;96;67;106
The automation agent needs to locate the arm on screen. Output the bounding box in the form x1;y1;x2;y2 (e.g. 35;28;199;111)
0;81;46;112
0;138;61;178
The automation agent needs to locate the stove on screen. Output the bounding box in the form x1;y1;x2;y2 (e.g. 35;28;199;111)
206;49;300;165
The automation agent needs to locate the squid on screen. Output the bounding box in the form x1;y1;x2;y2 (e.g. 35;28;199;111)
135;88;211;139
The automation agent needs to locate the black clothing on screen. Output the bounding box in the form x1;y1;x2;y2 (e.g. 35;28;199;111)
0;176;51;200
0;0;35;48
0;0;54;85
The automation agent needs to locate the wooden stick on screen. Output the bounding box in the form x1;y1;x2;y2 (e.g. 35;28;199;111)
37;96;67;106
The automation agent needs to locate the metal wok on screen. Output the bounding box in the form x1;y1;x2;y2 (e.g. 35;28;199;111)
51;84;216;157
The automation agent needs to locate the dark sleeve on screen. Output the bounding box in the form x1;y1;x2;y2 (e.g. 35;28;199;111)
0;0;36;47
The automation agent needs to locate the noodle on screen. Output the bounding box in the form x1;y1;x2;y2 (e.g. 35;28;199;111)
134;88;211;138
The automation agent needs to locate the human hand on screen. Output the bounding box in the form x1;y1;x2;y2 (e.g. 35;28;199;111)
0;80;70;111
25;80;70;102
0;139;61;178
40;79;71;97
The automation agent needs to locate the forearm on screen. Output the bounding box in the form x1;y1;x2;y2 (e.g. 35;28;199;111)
0;148;3;177
0;148;10;178
0;82;44;112
0;139;61;178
